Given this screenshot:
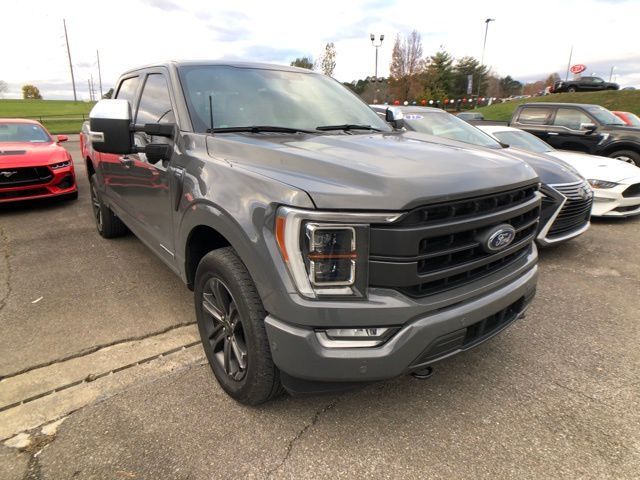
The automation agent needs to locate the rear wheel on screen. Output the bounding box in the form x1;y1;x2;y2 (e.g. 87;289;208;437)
195;247;282;405
89;176;127;238
609;150;640;166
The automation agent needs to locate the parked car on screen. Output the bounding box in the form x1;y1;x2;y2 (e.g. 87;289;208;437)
457;111;484;121
0;119;77;204
612;111;640;127
552;77;619;93
509;103;640;166
83;61;541;404
371;105;591;246
478;125;640;217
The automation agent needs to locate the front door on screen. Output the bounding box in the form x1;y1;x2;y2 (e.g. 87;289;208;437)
546;107;603;153
115;71;177;264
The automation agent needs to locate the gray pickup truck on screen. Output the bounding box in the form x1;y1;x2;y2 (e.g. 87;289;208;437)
83;61;540;404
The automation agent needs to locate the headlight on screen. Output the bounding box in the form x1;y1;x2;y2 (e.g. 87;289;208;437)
587;179;618;189
275;207;401;298
50;161;71;169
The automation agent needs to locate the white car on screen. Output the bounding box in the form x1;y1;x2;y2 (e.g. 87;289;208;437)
478;125;640;217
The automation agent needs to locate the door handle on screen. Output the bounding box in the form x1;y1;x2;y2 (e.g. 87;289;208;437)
120;156;135;168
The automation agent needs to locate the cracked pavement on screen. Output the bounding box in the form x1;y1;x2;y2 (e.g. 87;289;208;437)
1;140;639;479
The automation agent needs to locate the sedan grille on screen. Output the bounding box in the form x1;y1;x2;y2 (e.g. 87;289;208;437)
0;167;52;188
369;183;540;298
547;181;593;239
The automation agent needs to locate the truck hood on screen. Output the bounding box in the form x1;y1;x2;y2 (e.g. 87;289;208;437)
548;150;640;184
0;141;69;168
206;132;538;210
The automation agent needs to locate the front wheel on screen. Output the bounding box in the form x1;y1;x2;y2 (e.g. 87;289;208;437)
609;150;640;166
194;247;283;405
567;86;577;93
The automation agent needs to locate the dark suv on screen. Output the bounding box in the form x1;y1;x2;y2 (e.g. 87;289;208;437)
552;77;618;93
510;103;640;166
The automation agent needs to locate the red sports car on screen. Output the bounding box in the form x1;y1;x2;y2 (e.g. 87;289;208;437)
0;119;77;203
612;111;640;128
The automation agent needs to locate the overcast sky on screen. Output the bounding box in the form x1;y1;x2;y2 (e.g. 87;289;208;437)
2;0;639;100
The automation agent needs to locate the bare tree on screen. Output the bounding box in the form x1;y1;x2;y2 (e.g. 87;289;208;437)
0;80;8;98
389;30;425;101
320;42;337;77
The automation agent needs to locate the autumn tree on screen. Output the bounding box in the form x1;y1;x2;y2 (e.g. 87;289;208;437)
545;72;561;87
389;30;425;101
22;84;42;99
290;57;314;70
319;42;337;77
0;80;8;98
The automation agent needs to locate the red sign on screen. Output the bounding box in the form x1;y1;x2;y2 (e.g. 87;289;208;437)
570;64;586;74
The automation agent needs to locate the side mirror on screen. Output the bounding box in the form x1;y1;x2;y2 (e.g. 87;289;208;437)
580;122;597;133
385;107;403;123
56;134;68;143
89;99;133;154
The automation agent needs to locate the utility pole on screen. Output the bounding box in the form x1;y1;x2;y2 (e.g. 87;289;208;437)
90;74;95;101
370;33;384;103
565;45;573;81
63;19;77;102
96;50;103;98
87;79;92;101
477;18;495;99
609;65;616;82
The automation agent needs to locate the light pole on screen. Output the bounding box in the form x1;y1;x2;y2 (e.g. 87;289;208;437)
370;33;384;103
476;18;495;99
609;66;617;82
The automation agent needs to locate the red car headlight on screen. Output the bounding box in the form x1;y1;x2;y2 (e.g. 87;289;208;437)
50;160;72;169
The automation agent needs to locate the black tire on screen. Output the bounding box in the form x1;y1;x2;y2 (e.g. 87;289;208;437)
89;175;127;238
567;86;577;93
194;247;283;405
609;150;640;167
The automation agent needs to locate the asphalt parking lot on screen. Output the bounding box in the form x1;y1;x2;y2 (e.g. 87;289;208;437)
1;139;639;479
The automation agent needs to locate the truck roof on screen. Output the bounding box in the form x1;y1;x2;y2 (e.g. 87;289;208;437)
517;102;599;109
119;60;315;76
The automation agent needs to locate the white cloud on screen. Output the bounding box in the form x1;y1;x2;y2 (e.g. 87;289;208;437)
1;0;639;99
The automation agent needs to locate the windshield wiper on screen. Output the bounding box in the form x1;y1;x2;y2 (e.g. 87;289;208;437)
316;124;382;132
208;126;315;134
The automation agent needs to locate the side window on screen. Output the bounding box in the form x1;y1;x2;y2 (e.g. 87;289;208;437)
115;76;140;106
136;74;175;125
516;107;551;125
553;108;592;130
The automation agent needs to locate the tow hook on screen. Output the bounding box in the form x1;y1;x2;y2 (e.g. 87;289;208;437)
411;366;434;380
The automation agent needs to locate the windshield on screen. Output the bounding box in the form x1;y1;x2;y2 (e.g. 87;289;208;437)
402;111;501;148
584;105;625;125
492;130;554;153
0;123;51;143
178;65;391;133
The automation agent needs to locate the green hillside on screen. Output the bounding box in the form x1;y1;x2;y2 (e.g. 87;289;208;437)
475;90;640;122
0;99;96;134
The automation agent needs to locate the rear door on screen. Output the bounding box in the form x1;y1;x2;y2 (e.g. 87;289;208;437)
511;106;554;142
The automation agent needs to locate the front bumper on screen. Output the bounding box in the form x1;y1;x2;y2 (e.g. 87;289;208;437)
265;260;537;383
0;165;77;203
591;184;640;217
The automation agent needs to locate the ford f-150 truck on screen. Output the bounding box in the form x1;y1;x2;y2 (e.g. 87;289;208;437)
82;61;540;405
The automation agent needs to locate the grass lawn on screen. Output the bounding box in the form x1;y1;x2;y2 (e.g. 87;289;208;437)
474;90;640;121
0;99;96;134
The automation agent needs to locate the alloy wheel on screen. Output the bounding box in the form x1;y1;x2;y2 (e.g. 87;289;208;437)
90;182;103;231
201;278;248;381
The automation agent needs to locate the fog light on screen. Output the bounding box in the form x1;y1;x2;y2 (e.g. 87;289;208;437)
316;327;397;348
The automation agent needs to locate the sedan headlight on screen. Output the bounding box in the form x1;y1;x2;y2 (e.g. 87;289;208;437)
588;179;618;189
50;160;72;169
275;207;401;298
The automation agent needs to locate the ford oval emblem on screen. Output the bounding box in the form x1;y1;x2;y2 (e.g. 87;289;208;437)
484;224;516;252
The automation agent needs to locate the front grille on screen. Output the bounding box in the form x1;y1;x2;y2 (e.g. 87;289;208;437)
410;295;528;367
622;183;640;198
0;167;52;188
547;181;593;239
0;188;49;200
369;183;540;298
